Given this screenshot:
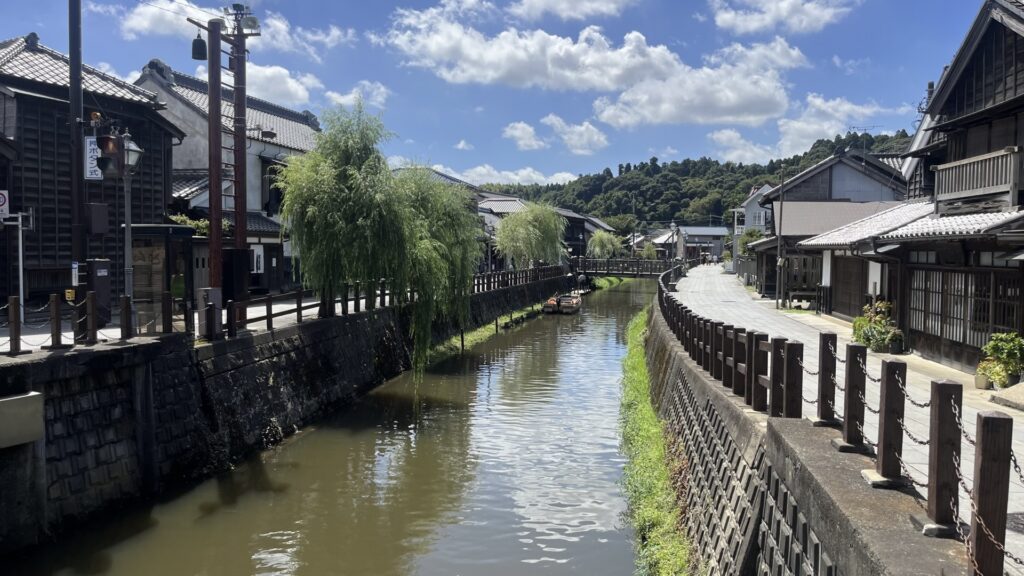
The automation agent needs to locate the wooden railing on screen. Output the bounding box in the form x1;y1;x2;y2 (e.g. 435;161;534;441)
934;146;1021;203
574;258;674;276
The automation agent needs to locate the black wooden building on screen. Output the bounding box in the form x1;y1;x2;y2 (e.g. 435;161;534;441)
0;33;184;303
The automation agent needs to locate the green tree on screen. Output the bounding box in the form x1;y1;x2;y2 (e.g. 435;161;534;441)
586;230;623;259
640;243;658;260
736;228;764;257
495;203;567;268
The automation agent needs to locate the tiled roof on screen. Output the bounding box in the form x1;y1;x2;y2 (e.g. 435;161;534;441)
773;201;903;237
194;207;282;237
586;215;615;232
480;198;528;214
0;33;156;105
156;66;320;152
172;170;210;201
799;202;934;249
880;210;1024;241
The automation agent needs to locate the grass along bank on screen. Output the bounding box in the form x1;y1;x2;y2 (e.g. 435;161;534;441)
427;301;546;366
620;310;690;575
593;276;632;290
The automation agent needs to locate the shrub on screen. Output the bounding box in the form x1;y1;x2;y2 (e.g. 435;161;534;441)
978;357;1010;388
852;300;901;353
982;332;1024;377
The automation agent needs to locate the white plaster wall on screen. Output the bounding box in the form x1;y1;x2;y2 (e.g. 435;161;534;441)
822;251;832;286
868;261;883;297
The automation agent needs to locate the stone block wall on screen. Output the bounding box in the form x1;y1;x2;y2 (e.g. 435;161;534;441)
0;274;571;555
644;303;968;576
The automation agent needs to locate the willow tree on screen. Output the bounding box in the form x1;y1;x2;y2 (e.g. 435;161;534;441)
394;167;482;372
495;203;567;268
640;242;658;260
586;230;622;259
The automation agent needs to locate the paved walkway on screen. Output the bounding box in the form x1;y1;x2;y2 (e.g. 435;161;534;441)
675;264;1024;567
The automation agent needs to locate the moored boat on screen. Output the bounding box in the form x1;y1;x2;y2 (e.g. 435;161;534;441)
556;294;582;314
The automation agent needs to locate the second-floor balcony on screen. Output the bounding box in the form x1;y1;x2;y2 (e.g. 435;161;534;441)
933;146;1021;204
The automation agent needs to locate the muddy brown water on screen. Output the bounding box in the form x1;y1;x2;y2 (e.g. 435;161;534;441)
13;280;655;576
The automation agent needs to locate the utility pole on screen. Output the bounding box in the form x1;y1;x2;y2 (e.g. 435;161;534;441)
776;168;786;310
69;0;85;284
207;18;223;292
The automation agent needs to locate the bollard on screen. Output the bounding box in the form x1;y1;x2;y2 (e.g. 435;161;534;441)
752;335;770;412
71;296;83;345
712;322;724;381
769;337;788;417
732;328;747;398
161;291;173;334
683;310;691;356
204;304;216;341
379;279;386;308
341;283;349;315
720;323;737;385
227;301;238;338
783;341;803;418
863;360;907;488
8;296;21;356
970;411;1013;576
354;281;362;313
703;319;713;371
119;296;132;341
918;380;963;535
744;331;763;406
296;290;303;324
366;280;375;311
814;332;839;426
44;294;65;349
834;343;868;453
266;293;274;331
86;292;98;345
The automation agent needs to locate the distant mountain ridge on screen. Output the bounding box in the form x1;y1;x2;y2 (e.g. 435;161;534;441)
482;130;911;233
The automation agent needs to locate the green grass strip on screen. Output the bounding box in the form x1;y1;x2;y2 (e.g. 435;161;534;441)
427;301;545;366
593;276;632;290
621;309;690;576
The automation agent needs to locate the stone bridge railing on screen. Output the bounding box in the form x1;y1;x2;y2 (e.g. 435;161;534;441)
650;268;1008;575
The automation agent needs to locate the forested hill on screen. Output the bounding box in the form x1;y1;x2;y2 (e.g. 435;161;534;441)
482;131;911;233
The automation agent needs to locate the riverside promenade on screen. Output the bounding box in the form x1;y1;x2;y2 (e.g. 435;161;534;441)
674;264;1024;567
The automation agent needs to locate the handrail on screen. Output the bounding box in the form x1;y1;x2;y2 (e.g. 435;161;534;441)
932;146;1018;171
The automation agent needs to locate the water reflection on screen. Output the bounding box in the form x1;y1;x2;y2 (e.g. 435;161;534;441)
11;280;655;576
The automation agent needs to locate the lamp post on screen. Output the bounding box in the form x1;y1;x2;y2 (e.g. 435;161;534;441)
120;131;144;299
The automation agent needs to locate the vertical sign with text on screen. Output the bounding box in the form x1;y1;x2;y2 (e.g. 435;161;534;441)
84;136;102;181
0;189;8;218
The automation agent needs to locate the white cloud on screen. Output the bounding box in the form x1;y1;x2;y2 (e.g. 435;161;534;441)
508;0;638;21
708;93;914;163
196;63;318;107
433;163;577;186
692;12;708;22
455;139;475;150
502;121;549;151
96;62;141;84
650;145;680;157
831;54;870;76
710;0;860;35
540;114;609;155
595;37;807;128
326;81;392;109
95;1;353;62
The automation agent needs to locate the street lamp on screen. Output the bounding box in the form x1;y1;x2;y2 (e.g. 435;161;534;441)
121;130;143;299
670;221;677;261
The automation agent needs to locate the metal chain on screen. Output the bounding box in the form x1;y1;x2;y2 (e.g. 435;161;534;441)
28;303;50;313
829;342;847;364
23;321;51;329
859;391;881;415
1011;450;1024;486
895;372;931;409
951;403;976;447
827;398;844;421
952;496;982;575
803;394;819;405
20;335;52;347
895;452;928;488
797;357;819;376
0;303;8;312
897;417;931;446
858;355;882;384
953;454;1024;568
856;422;878;451
831;372;846;392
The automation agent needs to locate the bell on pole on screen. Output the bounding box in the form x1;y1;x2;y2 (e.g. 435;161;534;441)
191;32;207;61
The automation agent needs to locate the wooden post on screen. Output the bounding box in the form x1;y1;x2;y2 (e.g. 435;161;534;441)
226;301;238;338
769;337;788;417
719;324;733;386
8;296;20;356
342;283;349;315
712;321;724;381
703;319;712;371
838;344;868;451
296;289;303;324
266;293;273;331
119;295;132;341
379;279;386;308
161;291;173;334
970;411;1013;576
783;341;803;418
871;360;907;483
751;333;769;410
732;328;747;398
204;304;216;341
86;292;97;345
354;281;361;313
927;380;963;529
816;332;838;425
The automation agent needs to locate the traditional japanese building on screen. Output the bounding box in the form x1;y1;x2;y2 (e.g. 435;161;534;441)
0;33;185;305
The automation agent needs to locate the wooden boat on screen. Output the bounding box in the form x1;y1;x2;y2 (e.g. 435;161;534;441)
542;296;560;314
556;294;582;314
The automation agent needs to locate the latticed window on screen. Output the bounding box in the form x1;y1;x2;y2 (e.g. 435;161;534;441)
909;268;1021;347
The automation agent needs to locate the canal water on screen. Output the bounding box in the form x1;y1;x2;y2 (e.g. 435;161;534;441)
14;280;655;576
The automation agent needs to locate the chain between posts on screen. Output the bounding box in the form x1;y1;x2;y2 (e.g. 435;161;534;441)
829;342;847;364
952;496;981;575
952;454;1024;568
895;452;928;488
1011;451;1024;486
797;357;819;376
831;372;846;392
803;394;819;405
827;398;844;420
858;355;882;383
897;417;930;446
894;372;931;409
859;391;881;415
856;422;878;452
951;403;976;447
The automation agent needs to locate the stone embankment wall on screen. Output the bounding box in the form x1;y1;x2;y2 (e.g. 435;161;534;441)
0;275;571;555
644;303;967;576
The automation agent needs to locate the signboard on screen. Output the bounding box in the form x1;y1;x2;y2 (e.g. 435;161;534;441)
84;136;102;181
71;261;79;287
0;189;8;218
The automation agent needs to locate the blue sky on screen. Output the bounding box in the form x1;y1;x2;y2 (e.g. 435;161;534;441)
1;0;982;185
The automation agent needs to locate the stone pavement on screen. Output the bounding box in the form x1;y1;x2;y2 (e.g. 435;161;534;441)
674;264;1024;568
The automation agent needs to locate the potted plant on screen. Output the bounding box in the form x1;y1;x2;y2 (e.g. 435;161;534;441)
977;358;1006;389
982;332;1024;386
885;328;904;355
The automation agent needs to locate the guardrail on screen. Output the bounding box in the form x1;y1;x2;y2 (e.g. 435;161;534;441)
657;269;1017;575
574;258;676;276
